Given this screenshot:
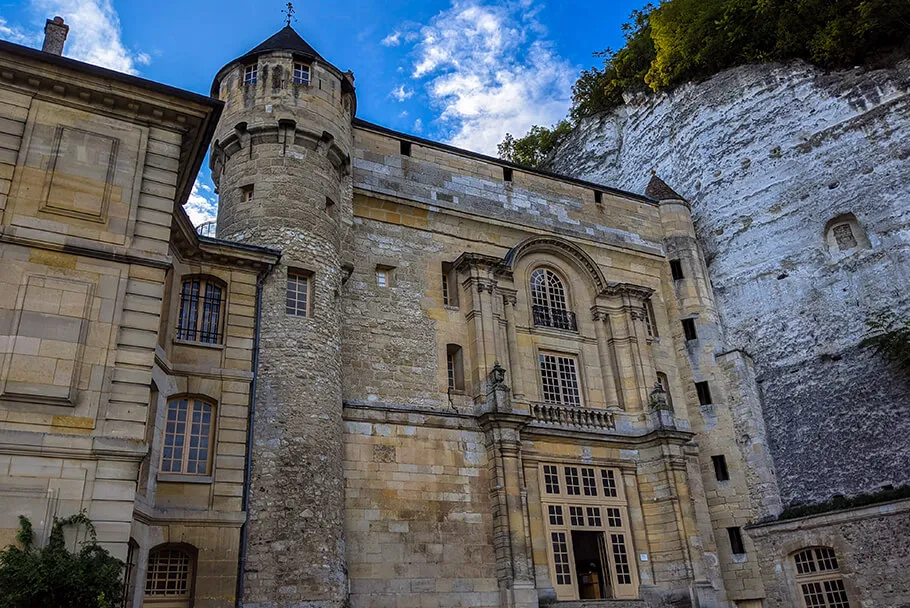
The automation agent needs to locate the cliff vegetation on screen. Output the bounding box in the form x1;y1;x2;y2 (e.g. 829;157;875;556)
498;0;910;168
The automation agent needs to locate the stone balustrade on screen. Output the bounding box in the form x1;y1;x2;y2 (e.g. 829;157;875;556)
530;402;615;431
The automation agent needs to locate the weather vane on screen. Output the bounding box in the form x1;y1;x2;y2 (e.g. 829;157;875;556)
282;2;296;26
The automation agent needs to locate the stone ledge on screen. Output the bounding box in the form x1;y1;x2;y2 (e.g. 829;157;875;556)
747;496;910;536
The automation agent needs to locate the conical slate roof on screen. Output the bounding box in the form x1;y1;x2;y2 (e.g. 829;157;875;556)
241;25;324;62
645;174;686;202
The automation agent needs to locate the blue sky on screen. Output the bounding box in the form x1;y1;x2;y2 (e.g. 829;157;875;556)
0;0;643;224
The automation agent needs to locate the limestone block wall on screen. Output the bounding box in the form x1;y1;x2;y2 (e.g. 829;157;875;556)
550;59;910;506
343;409;500;608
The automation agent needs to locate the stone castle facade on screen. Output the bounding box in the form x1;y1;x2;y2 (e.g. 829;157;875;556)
0;19;906;608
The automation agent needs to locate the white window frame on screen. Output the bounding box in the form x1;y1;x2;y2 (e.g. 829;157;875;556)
293;62;311;85
243;64;258;86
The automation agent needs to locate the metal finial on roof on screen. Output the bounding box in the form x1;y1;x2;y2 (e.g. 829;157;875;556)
282;2;296;26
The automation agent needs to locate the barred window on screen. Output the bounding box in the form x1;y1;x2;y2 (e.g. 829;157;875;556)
176;276;225;344
243;64;258;85
287;270;311;317
539;353;582;406
794;547;850;608
161;398;214;476
145;546;194;602
293;62;311;85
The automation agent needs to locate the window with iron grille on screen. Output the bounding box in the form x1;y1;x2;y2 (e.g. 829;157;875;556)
145;546;193;601
287;270;311;317
539;353;582;406
160;398;214;476
551;532;571;585
243;64;258;85
531;268;577;331
293;62;311;85
793;547;850;608
176;276;225;344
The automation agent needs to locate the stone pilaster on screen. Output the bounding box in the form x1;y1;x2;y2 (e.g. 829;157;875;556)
591;305;621;410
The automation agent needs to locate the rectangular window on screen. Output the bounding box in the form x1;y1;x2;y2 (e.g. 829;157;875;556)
547;505;564;526
565;467;581;496
376;269;388;288
551;532;571;585
400;140;412;156
543;465;560;494
682;318;698;341
286;271;310;317
712;455;730;481
243;64;258;85
581;468;597;496
177;277;224;344
727;527;745;555
539;353;582;406
606;507;622;528
445;344;464;392
601;469;618;497
569;505;584;527
670;259;684;280
293;62;311;85
610;533;633;585
586;506;602;527
695;381;713;405
643;301;658;338
161;398;213;475
441;262;458;307
503;167;513;182
594;190;603;204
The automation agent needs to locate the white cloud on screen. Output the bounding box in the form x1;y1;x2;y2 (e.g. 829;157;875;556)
0;17;40;46
413;118;423;133
404;0;575;154
381;31;402;47
0;0;151;75
185;178;218;227
390;84;414;102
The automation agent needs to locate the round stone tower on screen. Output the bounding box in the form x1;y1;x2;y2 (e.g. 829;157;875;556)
210;26;355;607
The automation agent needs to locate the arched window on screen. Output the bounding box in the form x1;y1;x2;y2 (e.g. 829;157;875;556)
176;276;225;344
793;547;850;608
161;397;215;476
145;545;195;606
531;268;576;331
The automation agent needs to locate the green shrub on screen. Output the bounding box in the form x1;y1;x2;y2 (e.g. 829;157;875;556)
863;311;910;372
497;120;574;168
0;512;124;608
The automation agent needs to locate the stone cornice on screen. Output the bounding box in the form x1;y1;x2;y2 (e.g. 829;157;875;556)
170;207;280;271
133;501;246;528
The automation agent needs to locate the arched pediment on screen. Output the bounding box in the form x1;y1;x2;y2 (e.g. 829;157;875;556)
502;236;607;292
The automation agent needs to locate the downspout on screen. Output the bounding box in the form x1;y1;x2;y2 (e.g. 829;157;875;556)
236;262;274;607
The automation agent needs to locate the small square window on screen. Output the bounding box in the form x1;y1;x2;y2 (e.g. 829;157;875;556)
712;455;730;481
727;527;745;555
375;265;394;288
594;190;603;204
503;167;513;182
293;62;311;85
241;185;254;202
243;64;258;85
670;259;684;281
695;381;712;405
682;318;698;341
400;140;412;156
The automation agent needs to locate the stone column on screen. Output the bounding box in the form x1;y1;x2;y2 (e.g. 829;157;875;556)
502;290;526;400
607;303;643;413
592;306;621;409
622;470;655;587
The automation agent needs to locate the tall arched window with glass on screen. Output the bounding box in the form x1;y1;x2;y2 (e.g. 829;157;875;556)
176;276;225;344
531;268;576;331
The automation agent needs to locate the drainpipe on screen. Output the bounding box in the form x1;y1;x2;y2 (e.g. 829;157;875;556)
236;262;274;607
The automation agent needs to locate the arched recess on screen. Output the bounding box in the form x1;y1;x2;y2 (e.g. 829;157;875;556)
502;236;607;294
144;543;198;607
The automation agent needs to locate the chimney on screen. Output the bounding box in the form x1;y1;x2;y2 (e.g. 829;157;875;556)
42;16;69;56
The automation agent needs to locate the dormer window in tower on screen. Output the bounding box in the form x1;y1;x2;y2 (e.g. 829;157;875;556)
293;62;311;85
241;185;254;203
243;64;258;86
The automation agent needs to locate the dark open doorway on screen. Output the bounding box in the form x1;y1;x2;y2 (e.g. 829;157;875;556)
571;530;612;600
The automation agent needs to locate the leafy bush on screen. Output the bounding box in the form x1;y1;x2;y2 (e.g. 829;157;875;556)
0;512;124;608
863;311;910;371
497;120;574;168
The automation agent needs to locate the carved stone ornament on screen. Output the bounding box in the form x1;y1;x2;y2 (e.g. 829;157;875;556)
488;361;507;389
649;380;671;411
